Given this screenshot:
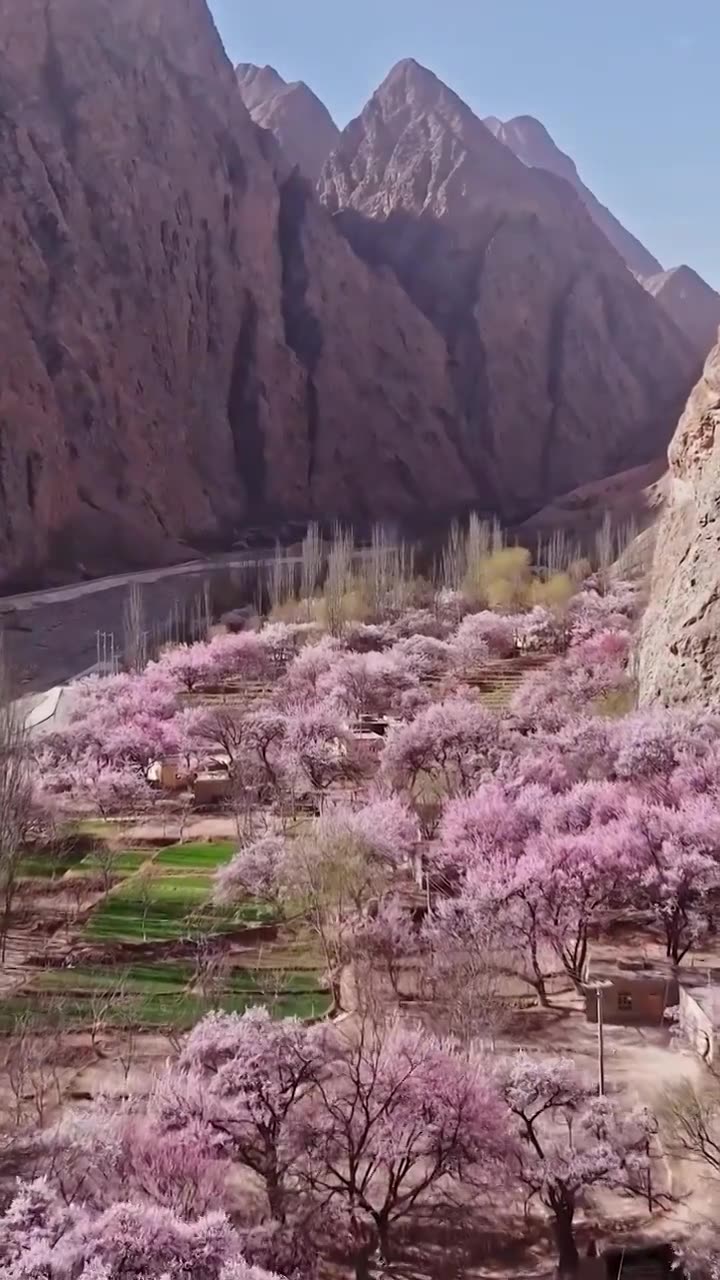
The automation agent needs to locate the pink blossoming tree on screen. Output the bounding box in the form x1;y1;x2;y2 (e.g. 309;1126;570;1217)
498;1054;655;1277
382;698;509;804
0;1177;282;1280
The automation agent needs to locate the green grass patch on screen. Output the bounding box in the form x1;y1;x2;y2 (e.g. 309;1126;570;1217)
0;968;331;1032
85;898;202;942
19;847;89;879
33;962;190;996
155;841;236;870
80;850;154;875
84;873;275;942
126;874;212;903
33;963;323;998
125;989;330;1028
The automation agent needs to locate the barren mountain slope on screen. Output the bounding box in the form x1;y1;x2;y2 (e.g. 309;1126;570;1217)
643;266;720;365
320;60;697;519
489;114;720;363
485;113;662;279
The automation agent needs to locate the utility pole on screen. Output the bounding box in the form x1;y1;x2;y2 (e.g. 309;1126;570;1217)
597;985;605;1096
583;979;613;1096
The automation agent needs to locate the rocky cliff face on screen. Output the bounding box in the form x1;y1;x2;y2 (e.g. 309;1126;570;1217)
320;60;697;519
0;1;473;586
236;63;339;184
485;114;662;279
643;267;720;365
639;343;720;705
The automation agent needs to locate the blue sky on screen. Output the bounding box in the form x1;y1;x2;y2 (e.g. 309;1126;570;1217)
209;0;718;287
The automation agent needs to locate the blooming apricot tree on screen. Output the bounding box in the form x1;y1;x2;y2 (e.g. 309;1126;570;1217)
382;698;508;803
498;1054;655;1277
0;1177;282;1280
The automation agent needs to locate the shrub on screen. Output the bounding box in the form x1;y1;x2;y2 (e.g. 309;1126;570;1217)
479;547;532;610
528;572;575;609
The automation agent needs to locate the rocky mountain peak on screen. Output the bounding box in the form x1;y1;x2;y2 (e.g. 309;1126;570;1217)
236;61;339;183
643;266;720;362
489;111;720;361
372;58;507;149
324;58;545;226
320;63;696;518
375;56;442;100
235;62;286;110
487;114;580;185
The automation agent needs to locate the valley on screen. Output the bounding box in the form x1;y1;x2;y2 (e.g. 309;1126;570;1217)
0;2;717;1278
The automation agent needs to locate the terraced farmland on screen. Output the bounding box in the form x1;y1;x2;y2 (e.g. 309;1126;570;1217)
7;832;324;1030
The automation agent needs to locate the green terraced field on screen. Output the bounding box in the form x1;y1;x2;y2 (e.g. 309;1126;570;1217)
79;849;155;874
19;848;89;878
0;989;329;1032
1;958;330;1032
154;841;237;870
85;872;275;942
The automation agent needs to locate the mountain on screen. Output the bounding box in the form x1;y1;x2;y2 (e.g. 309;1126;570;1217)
236;62;339;183
0;15;703;587
514;459;667;546
487;113;720;364
234;63;285;112
0;1;475;586
643;266;720;364
639;341;720;705
485;113;662;279
320;59;697;519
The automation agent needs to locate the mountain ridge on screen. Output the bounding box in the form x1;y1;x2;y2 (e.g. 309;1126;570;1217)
319;58;697;518
0;17;702;585
487;111;720;361
485;113;663;279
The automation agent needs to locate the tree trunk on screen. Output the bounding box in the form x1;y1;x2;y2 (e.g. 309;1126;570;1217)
377;1216;391;1266
326;967;344;1016
529;930;551;1007
266;1171;285;1223
553;1205;579;1277
353;1244;375;1280
0;888;14;963
536;976;551;1008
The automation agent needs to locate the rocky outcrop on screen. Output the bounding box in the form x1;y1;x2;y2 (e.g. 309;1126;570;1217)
320;60;697;519
639;341;720;705
236;62;339;183
0;2;474;586
643;266;720;365
485;114;662;279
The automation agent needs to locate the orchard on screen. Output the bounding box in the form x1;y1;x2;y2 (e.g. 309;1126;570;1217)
0;521;717;1278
